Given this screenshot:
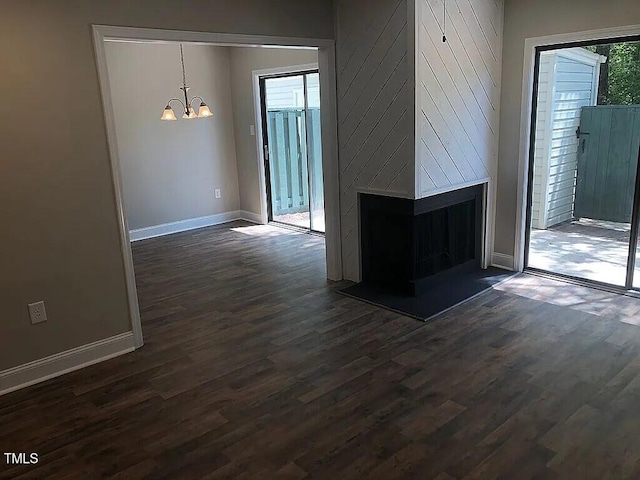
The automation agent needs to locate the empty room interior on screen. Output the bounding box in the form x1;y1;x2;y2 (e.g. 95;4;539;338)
3;1;640;478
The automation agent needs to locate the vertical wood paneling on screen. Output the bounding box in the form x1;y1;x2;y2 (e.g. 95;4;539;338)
415;0;503;199
575;106;640;223
266;110;317;215
336;0;412;281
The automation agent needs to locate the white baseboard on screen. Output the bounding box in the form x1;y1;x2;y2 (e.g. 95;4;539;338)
129;210;263;241
0;332;135;396
491;252;516;271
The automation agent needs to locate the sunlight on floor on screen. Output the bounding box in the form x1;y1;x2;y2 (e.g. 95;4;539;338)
231;224;303;237
494;274;640;323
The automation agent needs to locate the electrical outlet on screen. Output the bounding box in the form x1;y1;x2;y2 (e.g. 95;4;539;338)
28;301;47;325
215;189;221;199
250;124;255;136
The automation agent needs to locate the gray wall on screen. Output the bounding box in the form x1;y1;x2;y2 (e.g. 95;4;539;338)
228;47;319;216
0;0;333;371
496;0;640;257
105;42;240;230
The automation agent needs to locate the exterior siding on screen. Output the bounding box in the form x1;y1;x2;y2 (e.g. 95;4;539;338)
546;55;598;226
531;48;601;229
531;53;553;228
264;76;321;110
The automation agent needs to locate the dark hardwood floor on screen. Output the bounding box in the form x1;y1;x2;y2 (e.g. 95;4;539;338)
2;221;640;479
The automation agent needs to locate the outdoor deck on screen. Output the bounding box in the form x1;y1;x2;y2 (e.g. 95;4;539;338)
529;219;640;287
273;210;325;232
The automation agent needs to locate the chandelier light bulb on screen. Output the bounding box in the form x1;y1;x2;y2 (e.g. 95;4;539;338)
161;106;177;121
197;102;212;118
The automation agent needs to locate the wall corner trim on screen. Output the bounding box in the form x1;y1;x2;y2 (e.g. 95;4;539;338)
239;210;263;224
491;252;516;271
0;332;135;396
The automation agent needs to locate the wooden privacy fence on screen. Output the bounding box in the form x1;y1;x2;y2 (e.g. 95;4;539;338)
575;105;640;223
266;108;321;216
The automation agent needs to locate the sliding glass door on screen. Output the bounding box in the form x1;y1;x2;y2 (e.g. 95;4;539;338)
525;41;640;290
260;71;325;233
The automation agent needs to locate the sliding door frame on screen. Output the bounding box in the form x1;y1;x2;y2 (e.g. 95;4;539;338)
515;25;640;277
626;145;640;287
522;34;640;291
257;68;322;233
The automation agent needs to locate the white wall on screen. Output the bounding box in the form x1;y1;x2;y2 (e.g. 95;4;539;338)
105;42;240;230
336;0;413;281
228;47;319;216
415;0;503;198
496;0;640;258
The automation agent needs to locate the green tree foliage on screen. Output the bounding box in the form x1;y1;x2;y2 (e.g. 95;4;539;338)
586;42;640;105
608;42;640;105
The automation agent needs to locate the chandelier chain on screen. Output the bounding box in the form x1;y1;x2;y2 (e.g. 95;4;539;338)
180;43;187;87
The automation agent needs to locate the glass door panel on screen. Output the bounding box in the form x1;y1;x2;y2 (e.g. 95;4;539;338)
263;75;310;230
261;71;324;233
526;46;639;287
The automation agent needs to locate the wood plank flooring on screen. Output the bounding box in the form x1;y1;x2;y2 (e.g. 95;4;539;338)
2;221;640;479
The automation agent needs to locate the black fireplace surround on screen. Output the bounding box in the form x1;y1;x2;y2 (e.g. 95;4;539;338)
359;184;484;296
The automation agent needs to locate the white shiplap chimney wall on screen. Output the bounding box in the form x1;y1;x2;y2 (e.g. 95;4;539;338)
415;0;503;198
336;0;503;281
336;0;413;281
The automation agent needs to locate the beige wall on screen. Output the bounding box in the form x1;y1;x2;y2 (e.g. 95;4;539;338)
228;47;319;216
105;42;240;230
0;0;332;371
496;0;640;256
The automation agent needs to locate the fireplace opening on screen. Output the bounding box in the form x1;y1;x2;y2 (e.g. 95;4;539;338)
360;184;484;296
415;197;477;277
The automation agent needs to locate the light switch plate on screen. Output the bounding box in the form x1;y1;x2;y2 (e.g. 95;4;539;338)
250;124;255;136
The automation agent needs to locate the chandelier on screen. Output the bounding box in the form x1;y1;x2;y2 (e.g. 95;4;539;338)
160;44;212;121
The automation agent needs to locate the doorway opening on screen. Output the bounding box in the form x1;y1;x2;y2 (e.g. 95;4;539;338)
259;70;325;234
93;26;342;349
524;36;640;290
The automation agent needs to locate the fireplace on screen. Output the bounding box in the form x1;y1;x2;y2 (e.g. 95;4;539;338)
359;184;484;296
